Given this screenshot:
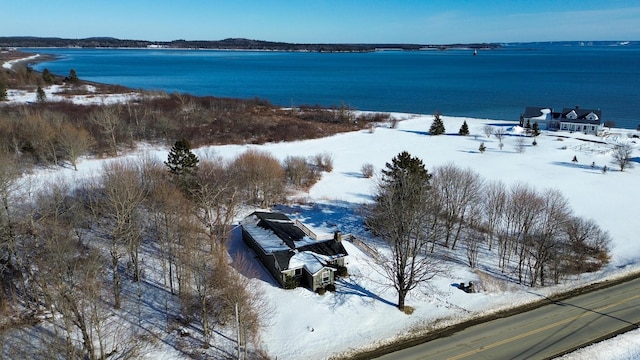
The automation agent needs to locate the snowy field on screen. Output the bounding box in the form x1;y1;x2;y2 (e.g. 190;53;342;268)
3;62;640;359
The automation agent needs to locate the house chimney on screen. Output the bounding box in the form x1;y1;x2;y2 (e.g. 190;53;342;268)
575;105;580;110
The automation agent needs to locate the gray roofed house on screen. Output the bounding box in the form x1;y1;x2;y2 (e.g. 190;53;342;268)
521;106;604;135
558;106;603;134
240;211;348;292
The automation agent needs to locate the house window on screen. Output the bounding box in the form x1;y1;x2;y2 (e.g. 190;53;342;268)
321;270;330;284
294;268;302;277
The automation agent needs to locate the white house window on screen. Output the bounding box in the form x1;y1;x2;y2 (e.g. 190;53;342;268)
321;270;330;284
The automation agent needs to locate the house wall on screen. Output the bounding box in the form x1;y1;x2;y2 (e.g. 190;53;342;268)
241;228;285;287
310;269;334;291
559;122;603;134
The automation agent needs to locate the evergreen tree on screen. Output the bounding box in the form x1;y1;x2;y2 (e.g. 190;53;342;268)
165;139;199;190
531;122;540;137
429;113;445;135
458;120;469;136
66;68;79;83
381;151;431;186
36;86;46;103
0;81;7;101
42;68;55;84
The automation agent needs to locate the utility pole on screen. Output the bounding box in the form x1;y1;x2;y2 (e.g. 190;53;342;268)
236;302;241;360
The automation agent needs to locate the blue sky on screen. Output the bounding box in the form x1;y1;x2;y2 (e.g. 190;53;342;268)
3;1;639;43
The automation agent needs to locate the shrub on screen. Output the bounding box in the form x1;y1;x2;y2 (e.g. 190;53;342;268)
361;163;374;178
316;287;326;295
283;155;320;190
402;306;415;315
325;284;336;292
312;152;334;172
284;276;300;289
231;149;285;207
0;81;7;101
479;142;486;153
335;266;348;278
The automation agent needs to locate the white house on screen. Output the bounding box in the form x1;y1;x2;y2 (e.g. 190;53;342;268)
521;106;604;135
558;106;603;135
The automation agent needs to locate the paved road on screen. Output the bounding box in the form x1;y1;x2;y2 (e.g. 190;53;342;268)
375;277;640;360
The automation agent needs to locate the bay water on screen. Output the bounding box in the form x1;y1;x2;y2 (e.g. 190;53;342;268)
26;44;640;129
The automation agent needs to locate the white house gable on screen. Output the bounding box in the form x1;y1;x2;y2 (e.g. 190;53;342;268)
586;112;599;121
566;110;578;120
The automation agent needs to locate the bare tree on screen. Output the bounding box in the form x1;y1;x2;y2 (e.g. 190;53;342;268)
611;142;634;171
57;122;93;171
464;229;484;268
231;149;285;207
366;151;442;311
481;180;507;250
90;105;122;156
432;164;483;250
515;136;526;153
563;217;612;275
482;125;494;138
527;189;572;286
493;127;506;143
97;160;147;308
193;158;240;245
283;155;320;189
30;183;109;360
0;155;20;309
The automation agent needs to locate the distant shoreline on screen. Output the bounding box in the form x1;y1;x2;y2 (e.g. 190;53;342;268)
1;36;501;52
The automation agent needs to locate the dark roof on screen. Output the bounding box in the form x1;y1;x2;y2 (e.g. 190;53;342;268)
245;211;348;271
298;239;348;259
522;107;552;119
253;211;306;249
560;107;602;124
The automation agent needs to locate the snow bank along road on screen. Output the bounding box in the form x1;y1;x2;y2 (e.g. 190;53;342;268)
361;273;640;360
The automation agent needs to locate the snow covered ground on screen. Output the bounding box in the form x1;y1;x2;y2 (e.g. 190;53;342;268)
17;111;640;360
3;58;640;359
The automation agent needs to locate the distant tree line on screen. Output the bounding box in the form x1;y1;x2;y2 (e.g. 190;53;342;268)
0;36;501;52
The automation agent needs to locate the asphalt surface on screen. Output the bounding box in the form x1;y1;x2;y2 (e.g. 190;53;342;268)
344;273;640;360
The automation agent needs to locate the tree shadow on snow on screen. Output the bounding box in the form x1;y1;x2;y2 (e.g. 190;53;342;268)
275;201;367;236
551;161;605;172
335;278;396;308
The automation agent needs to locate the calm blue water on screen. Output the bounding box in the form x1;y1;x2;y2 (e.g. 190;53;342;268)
26;44;640;129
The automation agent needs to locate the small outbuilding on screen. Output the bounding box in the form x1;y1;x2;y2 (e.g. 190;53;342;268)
240;211;348;292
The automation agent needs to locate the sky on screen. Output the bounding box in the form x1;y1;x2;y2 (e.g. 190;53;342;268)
2;0;640;44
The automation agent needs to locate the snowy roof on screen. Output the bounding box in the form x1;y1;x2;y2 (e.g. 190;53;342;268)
240;211;348;272
289;251;331;275
522;107;552;119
